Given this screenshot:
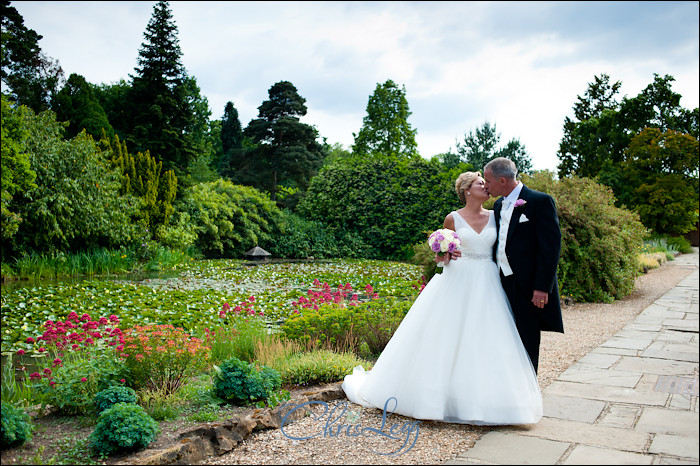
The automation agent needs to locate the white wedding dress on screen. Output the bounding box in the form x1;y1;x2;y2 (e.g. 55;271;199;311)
342;210;542;425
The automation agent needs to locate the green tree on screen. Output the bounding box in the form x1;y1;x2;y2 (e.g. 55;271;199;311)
218;101;245;176
352;79;418;158
1;95;36;243
176;179;282;258
7;108;143;256
558;73;697;179
51;73;114;140
242;81;326;207
557;73;699;235
1;0;64;112
124;0;209;177
99;132;177;235
297;156;467;259
620;128;699;235
454;121;533;173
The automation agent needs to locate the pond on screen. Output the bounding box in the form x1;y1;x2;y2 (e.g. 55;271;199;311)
1;258;424;356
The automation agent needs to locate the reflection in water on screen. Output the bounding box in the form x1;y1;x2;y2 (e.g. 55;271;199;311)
1;270;180;294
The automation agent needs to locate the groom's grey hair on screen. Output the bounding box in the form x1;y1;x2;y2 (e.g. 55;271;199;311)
484;157;517;180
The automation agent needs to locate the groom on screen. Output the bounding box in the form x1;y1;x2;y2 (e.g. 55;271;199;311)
483;157;564;373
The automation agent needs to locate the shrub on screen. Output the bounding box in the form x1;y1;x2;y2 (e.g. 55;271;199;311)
204;298;268;365
277;350;371;386
664;235;693;254
94;386;138;415
281;283;411;357
176;179;283;259
264;209;372;259
1;404;33;449
522;171;647;303
6;107;145;257
121;324;210;395
89;402;159;456
22;312;127;415
354;298;412;356
212;356;281;405
297;156;467;260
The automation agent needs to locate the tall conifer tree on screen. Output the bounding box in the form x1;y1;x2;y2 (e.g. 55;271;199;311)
125;0;202;177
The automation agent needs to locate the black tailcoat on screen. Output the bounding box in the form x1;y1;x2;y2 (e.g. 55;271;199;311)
493;185;564;372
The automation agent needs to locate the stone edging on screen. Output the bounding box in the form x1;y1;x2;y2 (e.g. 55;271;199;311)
119;383;346;465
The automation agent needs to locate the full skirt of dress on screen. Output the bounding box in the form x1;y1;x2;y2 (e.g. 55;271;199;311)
342;256;542;425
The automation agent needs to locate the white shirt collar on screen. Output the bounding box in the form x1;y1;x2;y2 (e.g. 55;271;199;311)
504;181;523;205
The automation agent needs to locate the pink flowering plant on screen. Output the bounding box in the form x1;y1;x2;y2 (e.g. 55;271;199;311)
21;311;127;415
290;279;378;314
203;296;268;364
121;324;210;395
281;280;381;354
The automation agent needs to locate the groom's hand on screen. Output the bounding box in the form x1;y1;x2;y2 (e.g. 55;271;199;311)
532;290;548;309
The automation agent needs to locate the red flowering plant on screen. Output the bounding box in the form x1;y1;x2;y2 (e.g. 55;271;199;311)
289;279;379;315
121;324;210;395
20;311;127;415
203;296;268;365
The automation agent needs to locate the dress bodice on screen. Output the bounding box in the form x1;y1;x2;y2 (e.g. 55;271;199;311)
451;210;496;259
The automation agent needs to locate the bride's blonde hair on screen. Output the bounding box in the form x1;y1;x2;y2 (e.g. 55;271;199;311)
455;171;481;205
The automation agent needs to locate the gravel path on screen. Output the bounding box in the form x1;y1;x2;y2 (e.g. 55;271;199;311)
204;258;696;465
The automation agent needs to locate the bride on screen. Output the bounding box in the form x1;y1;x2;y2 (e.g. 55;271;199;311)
342;171;542;425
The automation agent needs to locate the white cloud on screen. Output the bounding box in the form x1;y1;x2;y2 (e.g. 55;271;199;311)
9;0;699;172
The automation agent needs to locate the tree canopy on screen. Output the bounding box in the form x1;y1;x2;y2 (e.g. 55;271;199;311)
237;81;326;208
352;79;419;158
454;121;533;174
557;73;699;235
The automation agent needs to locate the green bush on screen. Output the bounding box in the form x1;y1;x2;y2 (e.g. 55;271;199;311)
177;179;283;259
5;107;145;257
121;324;210;395
658;234;693;254
522;171;647;303
94;386;138;415
277;350;370;386
297;156;467;260
355;298;412;356
89;402;159;456
212;357;281;405
281;303;362;354
265;209;372;259
1;403;33;449
204;301;269;365
280;296;412;357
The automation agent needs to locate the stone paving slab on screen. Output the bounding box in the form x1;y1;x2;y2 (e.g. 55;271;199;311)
613;356;698;376
500;417;650;452
635;408;699;436
446;431;570;465
561;444;653;465
648;433;700;460
600;336;655;351
557;366;642;387
544;380;669;406
541;393;605;423
576;352;622;369
597;404;641;429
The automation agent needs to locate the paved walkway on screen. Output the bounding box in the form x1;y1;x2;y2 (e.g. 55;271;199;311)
446;248;699;465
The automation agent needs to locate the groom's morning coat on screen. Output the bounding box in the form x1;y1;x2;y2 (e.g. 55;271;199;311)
493;185;564;335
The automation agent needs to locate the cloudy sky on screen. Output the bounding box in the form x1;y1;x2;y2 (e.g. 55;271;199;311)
11;1;700;171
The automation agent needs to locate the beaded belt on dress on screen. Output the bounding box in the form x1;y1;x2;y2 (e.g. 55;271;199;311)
460;251;492;261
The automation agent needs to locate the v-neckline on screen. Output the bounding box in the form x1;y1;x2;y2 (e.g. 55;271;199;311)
456;211;490;236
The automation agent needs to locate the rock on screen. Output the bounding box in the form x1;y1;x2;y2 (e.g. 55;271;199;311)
128;382;348;464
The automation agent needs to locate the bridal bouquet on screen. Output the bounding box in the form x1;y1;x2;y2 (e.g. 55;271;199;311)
428;228;461;267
